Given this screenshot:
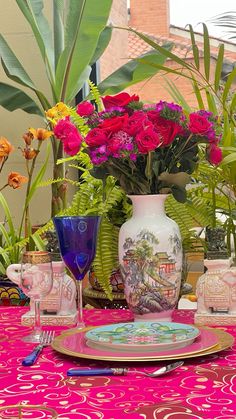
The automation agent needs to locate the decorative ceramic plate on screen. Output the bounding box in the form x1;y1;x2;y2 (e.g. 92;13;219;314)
51;326;234;362
85;321;200;352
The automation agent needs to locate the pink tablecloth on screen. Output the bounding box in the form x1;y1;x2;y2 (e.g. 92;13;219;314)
0;308;236;419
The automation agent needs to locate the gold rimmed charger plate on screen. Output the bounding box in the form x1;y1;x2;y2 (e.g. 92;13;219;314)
51;326;234;362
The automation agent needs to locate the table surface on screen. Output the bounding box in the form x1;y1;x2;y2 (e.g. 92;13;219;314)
0;308;236;419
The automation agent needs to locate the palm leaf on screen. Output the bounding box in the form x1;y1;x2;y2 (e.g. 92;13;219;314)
0;82;43;116
0;34;35;89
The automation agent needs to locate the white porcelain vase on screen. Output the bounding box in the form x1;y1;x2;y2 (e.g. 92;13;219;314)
119;194;183;321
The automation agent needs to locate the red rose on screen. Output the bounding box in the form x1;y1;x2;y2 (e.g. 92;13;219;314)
98;114;128;133
156;118;184;146
123;111;148;136
85;128;108;147
146;110;162;124
207;144;223;165
135;127;161;153
76;101;94;117
102;92;139;110
189;113;212;135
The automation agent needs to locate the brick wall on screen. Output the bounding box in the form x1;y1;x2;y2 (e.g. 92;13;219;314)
129;0;170;37
99;0;128;81
129;57;217;108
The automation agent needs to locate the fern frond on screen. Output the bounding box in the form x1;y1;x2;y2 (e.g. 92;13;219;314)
92;217;116;299
38;178;79;188
69;108;89;135
88;80;103;111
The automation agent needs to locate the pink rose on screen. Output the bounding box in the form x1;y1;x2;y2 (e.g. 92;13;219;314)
102;92;139;110
63;131;82;156
189;113;212;135
76;101;94;117
54;116;76;140
85;128;108;147
135;127;161;153
207;144;223;165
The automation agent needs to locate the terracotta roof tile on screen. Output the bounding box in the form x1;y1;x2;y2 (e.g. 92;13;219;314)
128;29;236;64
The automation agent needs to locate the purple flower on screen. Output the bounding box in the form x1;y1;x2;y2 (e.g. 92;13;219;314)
89;145;109;165
156;101;183;113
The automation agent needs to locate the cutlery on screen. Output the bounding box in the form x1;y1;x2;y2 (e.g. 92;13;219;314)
22;330;55;366
67;361;184;377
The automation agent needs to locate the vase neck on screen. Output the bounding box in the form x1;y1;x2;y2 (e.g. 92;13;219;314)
129;194;167;217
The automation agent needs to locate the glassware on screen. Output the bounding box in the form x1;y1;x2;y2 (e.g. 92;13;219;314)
20;251;53;342
53;216;101;329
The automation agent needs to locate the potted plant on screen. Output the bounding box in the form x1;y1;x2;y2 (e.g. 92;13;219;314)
0;0;171;217
0;128;52;304
132;24;236;263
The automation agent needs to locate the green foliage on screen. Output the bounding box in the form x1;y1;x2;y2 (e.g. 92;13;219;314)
133;24;236;258
88;80;103;111
65;173;130;299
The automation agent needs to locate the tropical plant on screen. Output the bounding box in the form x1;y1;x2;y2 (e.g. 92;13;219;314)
37;156;131;298
0;0;171;216
209;11;236;40
131;23;236;259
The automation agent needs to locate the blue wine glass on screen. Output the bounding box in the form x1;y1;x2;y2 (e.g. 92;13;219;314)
53;216;101;328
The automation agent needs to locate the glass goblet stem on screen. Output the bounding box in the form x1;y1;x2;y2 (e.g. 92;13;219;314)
76;280;85;329
34;299;42;336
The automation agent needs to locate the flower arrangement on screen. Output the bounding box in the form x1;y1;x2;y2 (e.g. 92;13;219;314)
0;128;52;272
49;92;223;203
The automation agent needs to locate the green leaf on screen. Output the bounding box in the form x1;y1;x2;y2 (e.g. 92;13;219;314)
55;0;112;103
0;194;17;245
0;82;43;115
129;28;193;70
188;24;200;69
24;143;50;208
164;78;192;113
222;66;236;104
53;0;65;67
31;231;45;250
202;23;210;81
221;152;236;165
206;90;218;114
192;80;205;109
98;49;170;94
171;185;187;203
90;25;112;65
214;43;224;91
92;217;115;299
0;34;35;89
16;0;55;74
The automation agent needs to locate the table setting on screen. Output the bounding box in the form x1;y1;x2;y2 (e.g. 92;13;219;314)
1;213;236;418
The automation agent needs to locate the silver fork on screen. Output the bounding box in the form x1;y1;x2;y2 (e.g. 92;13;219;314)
22;330;55;366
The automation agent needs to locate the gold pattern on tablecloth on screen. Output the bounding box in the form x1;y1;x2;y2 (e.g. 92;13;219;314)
0;404;58;418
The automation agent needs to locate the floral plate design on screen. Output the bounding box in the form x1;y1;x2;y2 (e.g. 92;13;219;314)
85;321;200;352
51;326;233;362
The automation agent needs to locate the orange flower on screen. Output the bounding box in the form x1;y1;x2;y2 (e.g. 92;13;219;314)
22;148;38;160
0;137;14;161
22;131;34;145
29;128;53;141
8;172;28;189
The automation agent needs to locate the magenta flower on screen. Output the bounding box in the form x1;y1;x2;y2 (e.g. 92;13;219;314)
207;144;223;165
76;101;94;117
